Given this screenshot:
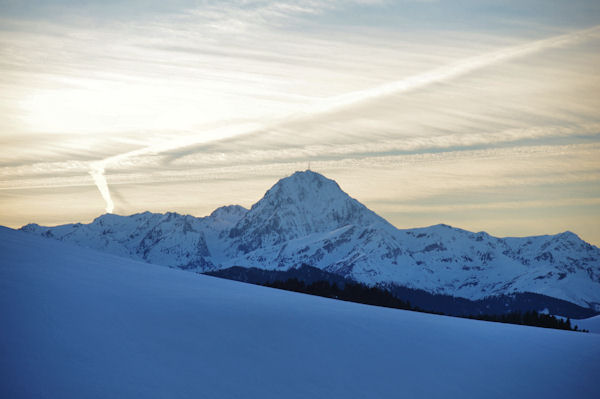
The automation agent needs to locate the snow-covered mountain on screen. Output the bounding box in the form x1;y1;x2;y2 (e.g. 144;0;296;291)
23;205;247;270
21;170;600;311
3;226;599;398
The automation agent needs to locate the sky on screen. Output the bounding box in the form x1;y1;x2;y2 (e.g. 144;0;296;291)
0;0;599;244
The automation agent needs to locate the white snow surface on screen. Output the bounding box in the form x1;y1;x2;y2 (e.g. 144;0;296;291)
21;170;600;309
574;315;600;334
1;226;598;399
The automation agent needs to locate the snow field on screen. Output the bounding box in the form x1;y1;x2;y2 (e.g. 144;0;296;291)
1;227;598;398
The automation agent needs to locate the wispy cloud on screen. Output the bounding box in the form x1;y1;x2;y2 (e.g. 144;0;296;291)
76;25;599;212
1;0;599;243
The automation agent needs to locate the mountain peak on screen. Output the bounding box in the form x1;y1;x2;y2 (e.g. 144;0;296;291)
259;170;343;206
274;169;338;190
557;230;579;240
207;205;248;229
209;205;248;218
287;169;332;183
228;170;390;252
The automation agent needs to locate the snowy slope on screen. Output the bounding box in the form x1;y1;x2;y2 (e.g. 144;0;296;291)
575;315;600;334
21;170;600;310
1;226;598;399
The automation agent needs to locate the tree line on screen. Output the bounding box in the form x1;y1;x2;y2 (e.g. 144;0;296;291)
264;278;588;332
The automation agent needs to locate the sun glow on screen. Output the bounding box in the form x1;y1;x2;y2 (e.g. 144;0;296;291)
20;84;208;134
19;75;290;136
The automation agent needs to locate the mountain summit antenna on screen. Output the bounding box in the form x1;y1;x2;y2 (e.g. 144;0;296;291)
307;161;311;171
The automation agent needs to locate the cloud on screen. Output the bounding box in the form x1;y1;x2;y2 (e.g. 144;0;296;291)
93;25;600;168
1;1;600;245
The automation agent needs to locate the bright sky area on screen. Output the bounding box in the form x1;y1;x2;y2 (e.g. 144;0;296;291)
1;0;599;244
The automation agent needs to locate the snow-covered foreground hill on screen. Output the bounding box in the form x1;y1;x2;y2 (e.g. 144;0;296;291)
22;170;600;312
576;315;600;334
1;226;598;399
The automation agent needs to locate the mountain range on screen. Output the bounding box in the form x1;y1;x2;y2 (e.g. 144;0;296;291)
21;170;600;315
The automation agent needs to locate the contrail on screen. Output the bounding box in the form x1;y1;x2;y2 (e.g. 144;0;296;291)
89;25;599;212
89;162;114;213
305;25;600;115
87;123;261;213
